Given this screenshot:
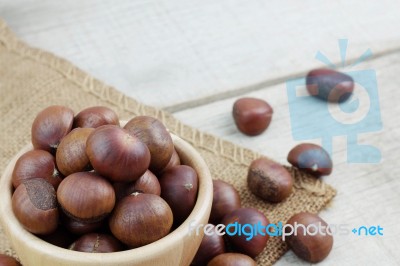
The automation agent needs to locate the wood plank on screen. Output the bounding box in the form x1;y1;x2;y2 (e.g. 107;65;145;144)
174;52;400;265
2;0;400;110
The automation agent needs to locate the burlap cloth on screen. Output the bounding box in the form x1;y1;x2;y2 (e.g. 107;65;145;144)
0;19;336;265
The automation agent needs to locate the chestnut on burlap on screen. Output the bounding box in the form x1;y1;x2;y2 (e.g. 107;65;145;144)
0;19;336;265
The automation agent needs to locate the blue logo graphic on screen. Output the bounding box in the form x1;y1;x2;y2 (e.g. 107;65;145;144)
286;39;382;163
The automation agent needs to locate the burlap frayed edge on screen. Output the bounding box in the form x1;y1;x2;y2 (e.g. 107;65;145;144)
0;19;335;197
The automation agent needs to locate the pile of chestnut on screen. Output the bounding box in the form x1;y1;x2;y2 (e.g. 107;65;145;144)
11;105;199;253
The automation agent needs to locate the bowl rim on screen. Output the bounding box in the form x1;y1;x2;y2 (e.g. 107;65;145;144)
0;133;213;264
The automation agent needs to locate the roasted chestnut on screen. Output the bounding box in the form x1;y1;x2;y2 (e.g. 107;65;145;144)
124;116;173;172
57;172;115;222
209;180;241;224
159;165;198;225
31;105;74;153
12;150;62;190
86;125;150;182
12;178;59;235
109;193;173;247
232;97;273;136
207;253;256;266
191;224;226;266
284;212;333;263
287;143;332;176
0;254;21;266
247;158;293;202
222;208;269;257
69;233;123;253
73;106;120;128
56;127;94;176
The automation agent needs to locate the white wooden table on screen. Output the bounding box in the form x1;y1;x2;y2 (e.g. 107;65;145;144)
1;1;400;265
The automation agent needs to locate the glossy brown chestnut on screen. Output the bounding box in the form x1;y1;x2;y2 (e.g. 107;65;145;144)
61;212;105;235
124;116;173;172
109;193;173;247
12;178;59;235
209;180;241;224
306;68;354;102
69;233;123;253
56;127;94;176
287;143;332;176
0;254;21;266
12;150;62;190
159;165;198;225
31;105;74;153
40;226;76;248
232;97;273;136
57;172;115;222
86;125;150;182
247;158;293;203
73;106;120;128
284;212;333;263
113;170;161;201
158;148;181;174
222;208;269;257
207;253;256;266
191;224;226;266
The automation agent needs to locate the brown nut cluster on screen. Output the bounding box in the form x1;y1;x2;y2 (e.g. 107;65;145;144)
11;105;201;253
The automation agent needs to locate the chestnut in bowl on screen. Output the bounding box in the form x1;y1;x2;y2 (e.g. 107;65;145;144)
0;133;213;266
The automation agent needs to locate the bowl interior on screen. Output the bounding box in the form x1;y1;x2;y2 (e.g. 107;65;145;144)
0;133;213;266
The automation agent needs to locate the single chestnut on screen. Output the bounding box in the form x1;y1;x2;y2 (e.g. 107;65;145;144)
40;226;76;248
0;254;21;266
86;125;150;182
287;143;332;176
61;212;105;235
73;106;120;128
222;208;269;257
31;105;74;153
113;170;161;201
247;158;293;203
284;212;333;263
124;116;173;172
57;172;115;222
109;193;173;247
191;224;226;266
306;68;354;102
12;150;62;190
56;127;94;176
69;233;123;253
232;97;273;136
207;253;256;266
158;148;181;174
209;180;241;224
12;178;59;235
159;165;198;225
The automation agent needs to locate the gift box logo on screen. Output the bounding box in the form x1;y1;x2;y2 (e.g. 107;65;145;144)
286;39;382;163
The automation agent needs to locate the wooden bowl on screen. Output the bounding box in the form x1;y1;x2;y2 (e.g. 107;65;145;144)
0;134;213;266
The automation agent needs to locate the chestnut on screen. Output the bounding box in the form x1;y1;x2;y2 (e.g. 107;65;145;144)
284;212;333;263
69;233;123;253
158;148;181;174
207;253;256;266
209;180;241;224
159;165;198;225
12;150;62;190
12;178;59;235
56;128;94;176
113;170;161;201
73;106;120;128
61;212;105;235
86;125;150;182
57;172;115;222
222;208;269;257
124;116;173;172
31;105;74;153
232;97;273;136
109;193;173;247
306;68;354;102
287;143;332;176
191;224;226;266
0;254;21;266
247;158;293;203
